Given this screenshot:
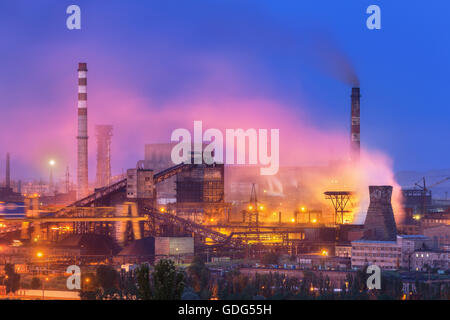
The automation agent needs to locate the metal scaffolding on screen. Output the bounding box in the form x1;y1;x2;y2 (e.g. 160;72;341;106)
324;191;355;225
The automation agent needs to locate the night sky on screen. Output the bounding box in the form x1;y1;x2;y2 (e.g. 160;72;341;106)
0;1;448;181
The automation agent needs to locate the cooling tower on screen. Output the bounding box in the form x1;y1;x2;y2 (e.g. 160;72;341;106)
363;186;397;241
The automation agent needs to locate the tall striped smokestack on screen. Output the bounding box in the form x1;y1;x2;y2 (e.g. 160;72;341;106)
77;62;89;199
351;87;360;163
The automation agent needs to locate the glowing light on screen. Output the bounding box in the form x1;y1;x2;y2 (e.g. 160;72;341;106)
311;219;317;223
300;206;306;212
49;159;55;166
259;205;264;210
413;214;421;221
36;251;43;258
290;218;295;223
248;205;253;210
321;249;328;256
160;208;166;213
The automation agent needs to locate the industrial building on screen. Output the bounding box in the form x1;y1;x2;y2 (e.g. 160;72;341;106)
350;186;442;271
0;64;448;299
412;250;450;271
1;85;371;262
0;153;22;202
115;236;194;265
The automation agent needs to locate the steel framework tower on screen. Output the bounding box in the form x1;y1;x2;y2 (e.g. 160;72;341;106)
95;125;113;188
246;183;260;234
77;62;89;199
324;191;355;225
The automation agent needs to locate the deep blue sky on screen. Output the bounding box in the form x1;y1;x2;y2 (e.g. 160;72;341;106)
0;0;449;180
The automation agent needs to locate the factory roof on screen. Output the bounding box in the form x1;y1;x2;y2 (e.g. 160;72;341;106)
398;235;429;239
351;239;397;244
413;249;450;254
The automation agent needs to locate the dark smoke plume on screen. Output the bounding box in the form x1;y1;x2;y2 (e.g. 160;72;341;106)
303;30;360;86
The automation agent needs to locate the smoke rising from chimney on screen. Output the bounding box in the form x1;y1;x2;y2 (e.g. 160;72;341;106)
304;30;360;87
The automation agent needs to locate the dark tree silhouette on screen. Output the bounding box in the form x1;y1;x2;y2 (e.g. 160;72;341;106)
152;259;185;300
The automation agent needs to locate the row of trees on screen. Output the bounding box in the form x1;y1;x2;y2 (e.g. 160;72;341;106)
80;259;185;300
182;259;450;300
413;279;450;300
0;264;21;294
3;258;449;300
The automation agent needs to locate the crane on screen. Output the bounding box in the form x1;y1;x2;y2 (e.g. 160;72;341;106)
413;176;450;214
414;176;450;194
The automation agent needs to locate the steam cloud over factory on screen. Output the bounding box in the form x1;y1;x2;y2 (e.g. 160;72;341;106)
1;1;449;301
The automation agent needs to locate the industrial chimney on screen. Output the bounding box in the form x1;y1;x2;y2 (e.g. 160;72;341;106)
363;186;397;241
95;125;113;188
5;152;10;189
77;62;89;199
351;87;360;163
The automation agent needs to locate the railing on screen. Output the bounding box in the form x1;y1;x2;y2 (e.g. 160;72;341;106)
153;163;191;183
63;163;191;209
68;179;127;207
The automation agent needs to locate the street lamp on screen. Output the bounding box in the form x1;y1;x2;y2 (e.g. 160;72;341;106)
175;247;180;264
36;251;49;299
49;159;55;194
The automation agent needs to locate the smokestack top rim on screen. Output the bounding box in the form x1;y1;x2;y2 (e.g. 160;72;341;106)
351;87;360;96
